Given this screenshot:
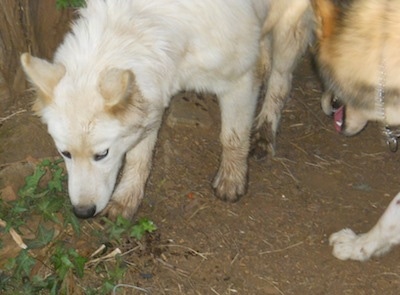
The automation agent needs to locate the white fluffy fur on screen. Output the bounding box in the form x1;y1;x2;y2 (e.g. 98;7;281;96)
56;0;267;105
21;0;313;219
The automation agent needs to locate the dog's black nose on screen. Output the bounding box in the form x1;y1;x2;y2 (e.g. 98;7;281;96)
73;205;96;219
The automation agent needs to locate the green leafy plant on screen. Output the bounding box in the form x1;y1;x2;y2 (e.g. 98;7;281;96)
131;218;157;240
0;158;79;233
0;159;82;294
7;249;36;279
25;224;55;249
102;215;157;242
97;255;127;294
4;245;87;294
0;159;157;294
56;0;86;9
51;246;87;280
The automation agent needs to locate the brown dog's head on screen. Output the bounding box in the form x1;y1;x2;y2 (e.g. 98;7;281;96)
312;0;400;136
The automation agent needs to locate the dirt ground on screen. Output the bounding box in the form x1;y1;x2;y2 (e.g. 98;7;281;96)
2;54;400;294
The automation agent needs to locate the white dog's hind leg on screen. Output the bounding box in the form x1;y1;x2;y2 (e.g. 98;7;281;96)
254;6;313;158
330;192;400;261
213;72;258;202
105;131;159;220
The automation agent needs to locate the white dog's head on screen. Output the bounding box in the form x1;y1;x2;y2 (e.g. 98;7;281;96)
21;53;154;218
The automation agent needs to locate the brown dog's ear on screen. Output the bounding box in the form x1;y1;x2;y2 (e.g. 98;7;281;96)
20;53;65;109
311;0;338;40
99;68;139;114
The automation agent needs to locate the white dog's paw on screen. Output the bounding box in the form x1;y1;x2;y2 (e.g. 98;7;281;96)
102;190;144;221
212;164;247;202
329;228;372;261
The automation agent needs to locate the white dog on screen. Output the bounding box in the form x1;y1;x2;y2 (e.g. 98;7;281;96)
330;193;400;261
21;0;313;219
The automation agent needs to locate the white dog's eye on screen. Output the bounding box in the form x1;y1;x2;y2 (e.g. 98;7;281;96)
61;151;72;159
94;149;109;161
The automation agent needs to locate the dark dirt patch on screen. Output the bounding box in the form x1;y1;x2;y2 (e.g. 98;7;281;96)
2;55;400;294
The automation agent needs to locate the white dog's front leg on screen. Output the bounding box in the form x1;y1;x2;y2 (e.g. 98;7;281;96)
105;131;159;220
213;72;258;202
330;192;400;261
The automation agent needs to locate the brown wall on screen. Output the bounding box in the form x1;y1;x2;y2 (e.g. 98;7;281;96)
0;0;74;113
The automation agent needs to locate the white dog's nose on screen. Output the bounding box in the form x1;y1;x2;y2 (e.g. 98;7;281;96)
73;205;96;219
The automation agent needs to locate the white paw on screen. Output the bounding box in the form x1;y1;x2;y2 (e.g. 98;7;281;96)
329;228;370;261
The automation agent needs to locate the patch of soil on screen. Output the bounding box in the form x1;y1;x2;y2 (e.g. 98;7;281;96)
2;55;400;294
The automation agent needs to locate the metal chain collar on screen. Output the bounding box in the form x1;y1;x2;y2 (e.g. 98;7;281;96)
376;58;400;152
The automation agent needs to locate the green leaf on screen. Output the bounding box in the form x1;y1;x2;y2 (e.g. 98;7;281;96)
109;255;126;281
108;225;126;241
56;0;86;9
101;280;115;294
130;225;145;240
37;197;64;222
51;246;87;280
47;168;64;192
14;250;36;278
130;218;157;240
26;224;55;249
139;218;157;232
11;205;28;214
102;215;132;241
18;165;46;198
40;159;52;167
5;257;16;271
64;213;81;235
115;214;132;229
57;256;73;279
73;254;87;278
52;247;70;280
31;274;58;292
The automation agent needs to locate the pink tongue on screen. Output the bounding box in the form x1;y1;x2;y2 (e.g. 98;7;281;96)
334;105;344;133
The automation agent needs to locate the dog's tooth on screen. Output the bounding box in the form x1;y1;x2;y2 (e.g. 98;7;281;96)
333;105;345;133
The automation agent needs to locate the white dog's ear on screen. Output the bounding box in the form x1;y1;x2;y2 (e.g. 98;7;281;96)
99;68;138;113
20;53;65;108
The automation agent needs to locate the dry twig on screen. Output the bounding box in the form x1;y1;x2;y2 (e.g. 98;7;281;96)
0;109;26;123
260;241;303;255
0;218;27;249
162;244;211;260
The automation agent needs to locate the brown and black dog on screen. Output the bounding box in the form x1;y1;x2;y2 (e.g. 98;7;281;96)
313;0;400;261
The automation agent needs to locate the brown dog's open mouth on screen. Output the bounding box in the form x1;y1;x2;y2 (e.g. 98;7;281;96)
334;105;344;133
331;97;344;133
